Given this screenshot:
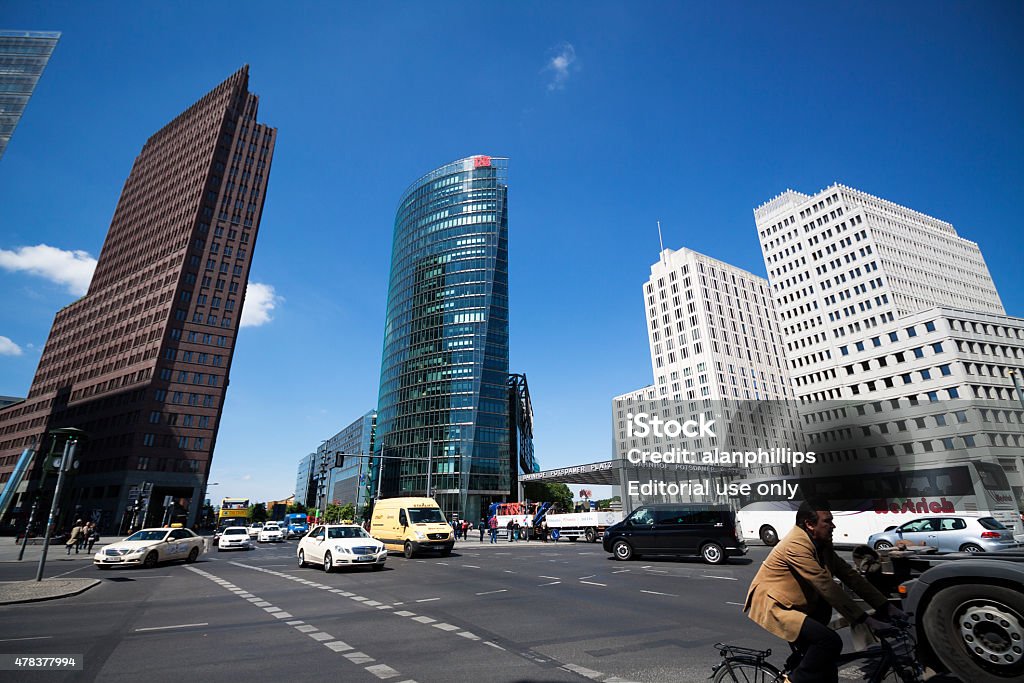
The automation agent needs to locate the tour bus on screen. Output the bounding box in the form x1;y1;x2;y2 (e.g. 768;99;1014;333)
735;459;1020;547
217;497;250;530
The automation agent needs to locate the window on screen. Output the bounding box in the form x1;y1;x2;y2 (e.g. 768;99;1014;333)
947;388;960;399
148;411;160;424
906;326;917;337
939;364;951;376
931;342;943;353
888;332;898;342
855;341;865;352
142;434;155;447
913;347;925;359
925;321;936;332
840;345;849;356
920;369;931;380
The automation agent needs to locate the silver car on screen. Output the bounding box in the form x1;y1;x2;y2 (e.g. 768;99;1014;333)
867;515;1017;553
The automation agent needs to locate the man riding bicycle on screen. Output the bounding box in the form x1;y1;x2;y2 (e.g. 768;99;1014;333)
744;498;907;683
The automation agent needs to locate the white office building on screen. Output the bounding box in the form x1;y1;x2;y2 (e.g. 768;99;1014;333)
612;247;802;504
753;183;1002;403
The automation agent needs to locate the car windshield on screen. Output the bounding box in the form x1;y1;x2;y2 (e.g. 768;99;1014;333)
264;525;279;531
978;517;1007;530
408;508;446;524
125;530;168;542
327;527;369;539
225;528;247;535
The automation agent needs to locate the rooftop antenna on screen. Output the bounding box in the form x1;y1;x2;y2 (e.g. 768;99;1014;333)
657;220;665;253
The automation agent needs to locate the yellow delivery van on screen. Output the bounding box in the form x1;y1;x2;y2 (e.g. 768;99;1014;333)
370;497;454;558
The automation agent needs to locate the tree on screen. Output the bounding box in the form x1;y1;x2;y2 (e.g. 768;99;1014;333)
248;503;267;523
286;502;307;514
523;482;573;514
324;503;343;523
595;495;621;510
339;503;355;522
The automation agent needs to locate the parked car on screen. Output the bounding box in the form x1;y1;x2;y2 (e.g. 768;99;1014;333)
218;526;253;551
258;523;284;543
94;527;204;569
868;515;1017;553
297;524;387;572
601;504;746;564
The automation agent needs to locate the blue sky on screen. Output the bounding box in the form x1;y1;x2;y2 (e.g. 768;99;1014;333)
1;3;1022;504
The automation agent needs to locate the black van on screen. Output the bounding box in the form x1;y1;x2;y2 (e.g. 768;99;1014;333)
601;504;746;565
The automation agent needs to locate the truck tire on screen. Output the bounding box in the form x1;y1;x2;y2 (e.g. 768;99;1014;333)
585;527;597;543
922;583;1024;682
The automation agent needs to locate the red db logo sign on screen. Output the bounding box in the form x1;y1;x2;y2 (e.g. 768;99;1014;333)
474;155;491;168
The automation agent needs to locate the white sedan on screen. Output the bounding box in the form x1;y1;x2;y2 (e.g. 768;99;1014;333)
218;526;253;551
258;524;284;543
95;527;204;569
296;524;387;572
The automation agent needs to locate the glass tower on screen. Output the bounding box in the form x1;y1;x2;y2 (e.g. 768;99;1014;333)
376;155;510;522
0;30;60;160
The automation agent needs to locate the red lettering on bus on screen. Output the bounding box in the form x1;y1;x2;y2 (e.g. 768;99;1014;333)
873;497;955;514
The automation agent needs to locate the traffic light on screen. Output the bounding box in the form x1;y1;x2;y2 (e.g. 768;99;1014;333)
334;452;345;467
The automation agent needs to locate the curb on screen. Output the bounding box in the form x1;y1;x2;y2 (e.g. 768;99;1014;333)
0;579;101;606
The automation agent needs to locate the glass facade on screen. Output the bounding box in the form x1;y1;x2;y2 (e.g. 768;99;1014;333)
294;452;315;507
320;410;377;518
0;30;60;160
376;155;511;522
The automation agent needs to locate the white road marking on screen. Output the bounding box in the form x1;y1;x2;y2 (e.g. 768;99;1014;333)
463;564;481;568
432;623;460;631
253;600;272;607
726;601;745;606
612;569;631;574
578;575;595;580
364;600;382;607
640;590;678;597
0;636;52;642
476;589;507;595
325;641;353;652
394;611;416;617
273;612;293;618
563;663;604;679
412;616;437;624
703;575;738;581
538;581;561;586
579;580;607;587
286;620;304;625
539;575;561;580
295;625;318;633
264;606;281;613
344;652;375;664
309;632;334;641
457;631;480;640
366;664;401;679
415;597;440;603
135;622;209;632
485;642;505;650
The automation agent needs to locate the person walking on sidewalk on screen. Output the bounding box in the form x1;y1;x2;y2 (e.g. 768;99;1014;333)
479;517;486;542
65;520;85;555
489;515;499;543
85;523;100;553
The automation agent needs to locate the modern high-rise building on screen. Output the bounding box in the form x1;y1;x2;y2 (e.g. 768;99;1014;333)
375;155;511;522
0;30;60;160
753;184;1003;403
0;66;276;533
295;452;315;508
612;247;801;505
314;410;377;518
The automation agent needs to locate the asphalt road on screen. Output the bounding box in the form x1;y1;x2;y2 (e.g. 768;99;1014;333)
0;538;942;682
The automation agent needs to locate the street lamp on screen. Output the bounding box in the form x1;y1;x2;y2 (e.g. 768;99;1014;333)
201;482;219;530
35;427;87;582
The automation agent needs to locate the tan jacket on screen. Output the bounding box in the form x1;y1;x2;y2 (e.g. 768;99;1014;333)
744;526;889;641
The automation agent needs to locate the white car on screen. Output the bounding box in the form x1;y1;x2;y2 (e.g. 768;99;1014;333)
247;523;264;539
95;527;204;569
296;524;387;572
218;526;254;551
258;524;284;543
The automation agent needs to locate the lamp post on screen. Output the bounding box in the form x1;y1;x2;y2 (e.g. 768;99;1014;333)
201;482;219;530
317;441;330;523
35;427;87;582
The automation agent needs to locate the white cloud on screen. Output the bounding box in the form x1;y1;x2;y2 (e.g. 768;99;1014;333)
0;244;97;296
0;336;23;356
544;43;577;91
242;474;253;482
240;282;282;328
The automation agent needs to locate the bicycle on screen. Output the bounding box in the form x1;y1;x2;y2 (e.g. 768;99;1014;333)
710;616;927;682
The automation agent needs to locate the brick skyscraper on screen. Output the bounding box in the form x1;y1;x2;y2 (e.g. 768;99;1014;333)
0;66;275;532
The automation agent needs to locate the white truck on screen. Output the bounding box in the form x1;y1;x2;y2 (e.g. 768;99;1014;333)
545;511;625;543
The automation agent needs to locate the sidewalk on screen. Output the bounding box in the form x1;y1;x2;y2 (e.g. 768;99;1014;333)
0;538;101;605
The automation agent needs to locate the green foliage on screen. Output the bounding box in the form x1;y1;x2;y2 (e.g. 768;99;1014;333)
524;482;574;514
286;502;307;514
248;502;267;523
324;503;342;523
339;503;356;522
595;496;621;509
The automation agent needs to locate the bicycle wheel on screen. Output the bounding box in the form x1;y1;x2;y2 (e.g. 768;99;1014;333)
713;659;782;683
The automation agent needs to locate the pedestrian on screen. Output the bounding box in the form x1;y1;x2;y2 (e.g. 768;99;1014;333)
65;520;85;555
85;523;100;553
479;517;486;542
540;519;549;542
512;519;520;542
522;517;530;542
507;519;515;542
489;515;499;543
